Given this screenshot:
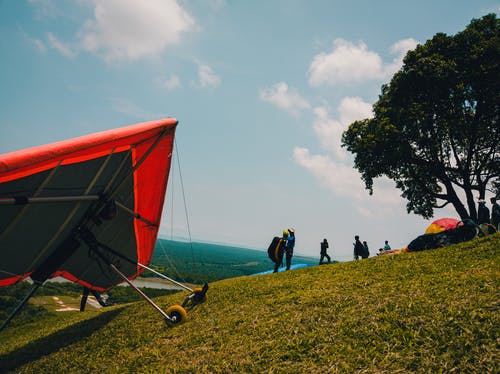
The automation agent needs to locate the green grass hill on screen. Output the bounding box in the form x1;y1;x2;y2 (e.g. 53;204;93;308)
1;234;498;373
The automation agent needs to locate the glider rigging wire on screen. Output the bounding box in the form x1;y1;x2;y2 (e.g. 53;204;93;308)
154;137;199;284
174;138;196;266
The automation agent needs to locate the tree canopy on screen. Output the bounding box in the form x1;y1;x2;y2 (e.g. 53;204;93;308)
342;14;499;221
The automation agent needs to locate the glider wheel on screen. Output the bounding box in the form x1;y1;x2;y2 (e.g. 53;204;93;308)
191;287;208;305
166;305;187;325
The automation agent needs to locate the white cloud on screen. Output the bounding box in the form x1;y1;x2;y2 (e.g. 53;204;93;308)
293;147;366;199
197;63;221;88
294;147;403;206
308;39;384;86
338;96;373;125
312;106;345;159
390;38;418;56
162;74;181;90
308;38;418;86
47;32;77;58
32;38;46;53
384;38;419;77
294;95;404;207
312;97;372;159
259;82;310;116
79;0;194;61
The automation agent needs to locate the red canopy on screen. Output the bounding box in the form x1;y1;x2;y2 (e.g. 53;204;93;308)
425;218;460;234
0;118;177;290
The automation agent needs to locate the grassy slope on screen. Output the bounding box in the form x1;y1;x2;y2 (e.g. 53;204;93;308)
1;234;498;373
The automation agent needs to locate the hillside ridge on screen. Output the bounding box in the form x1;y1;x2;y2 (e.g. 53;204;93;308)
1;234;498;373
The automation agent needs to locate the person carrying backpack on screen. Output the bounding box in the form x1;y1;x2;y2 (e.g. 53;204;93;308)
353;235;364;260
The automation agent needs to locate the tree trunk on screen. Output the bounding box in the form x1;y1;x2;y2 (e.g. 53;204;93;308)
464;185;477;221
444;181;470;220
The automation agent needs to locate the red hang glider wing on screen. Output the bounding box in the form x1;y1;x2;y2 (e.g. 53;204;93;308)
0;118;177;291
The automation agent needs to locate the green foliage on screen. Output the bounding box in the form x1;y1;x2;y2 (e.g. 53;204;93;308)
0;283;52;327
342;14;499;220
1;234;498;373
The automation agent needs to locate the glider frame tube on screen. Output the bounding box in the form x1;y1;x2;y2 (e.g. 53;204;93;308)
0;195;100;205
108;263;175;322
136;262;193;292
0;283;42;332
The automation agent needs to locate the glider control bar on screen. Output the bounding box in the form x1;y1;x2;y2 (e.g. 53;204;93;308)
108;263;172;321
0;195;100;205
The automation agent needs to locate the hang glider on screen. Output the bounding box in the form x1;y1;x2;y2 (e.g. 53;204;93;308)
0;118;207;331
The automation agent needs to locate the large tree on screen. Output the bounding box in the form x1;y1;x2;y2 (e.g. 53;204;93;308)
342;14;499;221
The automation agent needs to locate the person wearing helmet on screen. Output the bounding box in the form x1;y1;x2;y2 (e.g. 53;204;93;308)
285;228;295;270
273;230;289;273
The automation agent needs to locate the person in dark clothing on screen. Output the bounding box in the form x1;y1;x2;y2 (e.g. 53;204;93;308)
353;235;365;260
491;197;500;230
319;238;331;264
285;228;295;270
477;200;490;225
273;230;289;273
362;241;370;259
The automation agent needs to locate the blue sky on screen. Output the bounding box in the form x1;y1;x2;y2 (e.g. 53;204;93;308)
1;0;498;261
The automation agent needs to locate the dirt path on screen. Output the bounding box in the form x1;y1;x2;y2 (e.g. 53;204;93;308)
52;296;79;311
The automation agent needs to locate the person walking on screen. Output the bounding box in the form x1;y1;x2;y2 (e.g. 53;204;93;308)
353;235;365;260
319;238;331;264
491;197;500;230
285;228;295;270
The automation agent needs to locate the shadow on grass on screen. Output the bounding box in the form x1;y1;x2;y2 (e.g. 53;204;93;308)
0;307;124;373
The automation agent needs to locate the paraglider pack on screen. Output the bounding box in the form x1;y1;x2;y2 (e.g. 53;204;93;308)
407;219;479;251
267;236;286;263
